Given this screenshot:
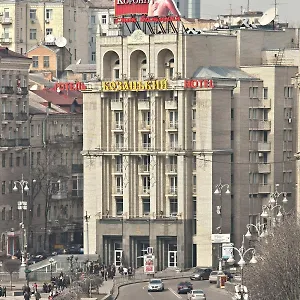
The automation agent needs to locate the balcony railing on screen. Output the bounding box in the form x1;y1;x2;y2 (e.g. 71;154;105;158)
168;122;178;129
114;143;124;150
16;87;28;95
115;164;123;172
166;164;177;173
0;139;16;147
169;187;177;194
15;112;28;122
0;38;12;44
2;113;13;120
115;187;123;194
0;17;13;25
140;121;151;130
17;138;30;146
0;86;14;94
142;143;151;150
114;122;124;130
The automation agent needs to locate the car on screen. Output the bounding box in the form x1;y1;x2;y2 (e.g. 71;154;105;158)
190;268;212;281
209;270;225;283
187;289;206;300
147;279;164;292
177;281;193;294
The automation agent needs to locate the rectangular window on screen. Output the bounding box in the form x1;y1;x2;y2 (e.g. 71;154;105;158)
169;133;178;150
30;125;34;137
114;69;120;79
2;154;5;168
72;174;83;197
231;109;234;119
102;15;107;24
16;156;20;167
249;87;258;98
115;155;123;172
91;52;96;62
29;9;36;20
169;176;177;194
30;29;37;40
46;28;53;36
91;15;96;24
169;110;178;128
115;111;123;129
115;176;123;193
142;198;150;215
43;56;50;68
8;181;13;193
231;131;234;141
284;86;293;98
142;176;150;193
23;153;27;166
31;152;34;166
9;153;13;167
142;133;151;150
37;124;41;136
193;156;196;171
37;152;41;165
263;87;268;99
32;56;38;68
45;9;53;20
115;197;123;216
169;198;178;215
2;181;5;194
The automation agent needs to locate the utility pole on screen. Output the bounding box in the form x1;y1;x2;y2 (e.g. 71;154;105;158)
84;211;91;260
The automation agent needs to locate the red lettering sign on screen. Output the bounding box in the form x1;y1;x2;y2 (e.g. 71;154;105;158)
184;79;214;89
54;82;86;92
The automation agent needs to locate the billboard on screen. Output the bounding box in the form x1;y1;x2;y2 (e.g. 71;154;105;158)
115;0;181;17
144;254;155;274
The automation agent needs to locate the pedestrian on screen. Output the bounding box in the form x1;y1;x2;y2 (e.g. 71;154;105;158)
0;286;3;297
24;291;30;300
34;291;41;300
2;286;6;297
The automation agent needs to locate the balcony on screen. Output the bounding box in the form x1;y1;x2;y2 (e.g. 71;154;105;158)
142;143;151;150
111;99;123;110
258;184;271;194
166;164;177;173
258;142;271;152
0;37;12;44
165;99;178;110
169;143;179;151
17;138;30;146
0;139;16;147
72;164;83;173
16;87;28;95
1;86;14;94
2;113;13;121
258;120;271;130
140;121;151;131
167;122;178;130
112;122;124;131
138;98;150;110
258;163;271;173
114;143;124;151
0;17;12;25
53;134;73;143
139;164;150;173
15;112;28;122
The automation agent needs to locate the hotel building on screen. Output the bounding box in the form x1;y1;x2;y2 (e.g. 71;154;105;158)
82;28;298;270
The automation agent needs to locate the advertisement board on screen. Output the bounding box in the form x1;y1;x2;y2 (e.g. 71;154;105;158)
222;243;234;260
115;0;181;17
144;254;155;274
211;234;230;244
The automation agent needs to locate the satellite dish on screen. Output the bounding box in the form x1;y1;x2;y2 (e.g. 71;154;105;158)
259;7;277;26
55;37;67;48
45;34;55;43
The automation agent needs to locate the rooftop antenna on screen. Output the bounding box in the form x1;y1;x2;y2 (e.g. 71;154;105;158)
247;0;250;12
229;4;232;34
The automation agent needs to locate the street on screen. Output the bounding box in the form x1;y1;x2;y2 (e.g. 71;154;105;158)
118;278;232;300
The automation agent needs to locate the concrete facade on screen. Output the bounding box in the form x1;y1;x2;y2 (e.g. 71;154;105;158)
82;28;299;270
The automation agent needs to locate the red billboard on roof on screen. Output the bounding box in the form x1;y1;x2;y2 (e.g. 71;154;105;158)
115;0;181;17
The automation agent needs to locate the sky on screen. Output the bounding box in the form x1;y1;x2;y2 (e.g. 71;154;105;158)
201;0;298;26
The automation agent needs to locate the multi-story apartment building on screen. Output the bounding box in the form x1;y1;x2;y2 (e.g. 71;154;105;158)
82;28;299;270
0;47;32;255
29;89;83;253
0;0;89;63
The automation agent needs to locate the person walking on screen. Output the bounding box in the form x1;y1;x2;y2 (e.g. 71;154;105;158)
24;291;30;300
34;291;41;300
2;286;6;297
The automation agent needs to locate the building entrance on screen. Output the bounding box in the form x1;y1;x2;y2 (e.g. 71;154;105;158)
168;243;177;267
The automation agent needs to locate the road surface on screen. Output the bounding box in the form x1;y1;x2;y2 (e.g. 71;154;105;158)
118;278;232;300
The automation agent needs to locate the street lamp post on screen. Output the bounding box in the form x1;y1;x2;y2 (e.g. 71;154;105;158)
260;184;288;231
214;178;230;271
13;174;33;267
84;211;91;260
227;235;257;299
49;257;54;280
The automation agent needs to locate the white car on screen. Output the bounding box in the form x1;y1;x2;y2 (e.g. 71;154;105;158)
148;279;164;292
209;270;225;283
187;289;206;300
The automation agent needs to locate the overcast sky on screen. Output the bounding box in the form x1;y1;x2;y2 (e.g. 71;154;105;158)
201;0;299;26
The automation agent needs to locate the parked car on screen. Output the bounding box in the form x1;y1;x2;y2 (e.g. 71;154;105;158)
187;289;206;300
177;281;193;294
209;270;226;283
190;268;212;281
148;279;164;292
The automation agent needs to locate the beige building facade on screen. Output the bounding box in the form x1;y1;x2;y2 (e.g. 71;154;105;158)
0;0;89;63
82;28;299;270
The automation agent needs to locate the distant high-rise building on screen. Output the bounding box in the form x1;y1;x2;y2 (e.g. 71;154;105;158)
177;0;201;18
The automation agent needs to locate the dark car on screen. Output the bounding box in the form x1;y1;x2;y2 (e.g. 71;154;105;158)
190;268;212;281
177;281;193;294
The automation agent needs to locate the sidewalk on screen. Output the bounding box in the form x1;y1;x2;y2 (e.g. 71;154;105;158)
0;279;114;300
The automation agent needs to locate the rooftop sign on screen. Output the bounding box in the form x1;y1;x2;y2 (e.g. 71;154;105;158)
102;79;168;91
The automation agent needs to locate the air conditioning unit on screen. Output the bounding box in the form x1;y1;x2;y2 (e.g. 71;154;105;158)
288;118;292;123
45;19;50;24
258;152;264;157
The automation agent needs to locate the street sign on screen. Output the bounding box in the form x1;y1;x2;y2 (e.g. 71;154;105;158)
222;243;234;259
211;234;230;244
143;254;155;274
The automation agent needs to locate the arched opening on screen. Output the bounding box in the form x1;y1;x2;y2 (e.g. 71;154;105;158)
157;49;175;79
103;51;120;80
130;50;147;80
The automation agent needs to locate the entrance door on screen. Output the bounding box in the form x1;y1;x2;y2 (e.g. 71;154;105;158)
114;250;122;267
168;251;177;267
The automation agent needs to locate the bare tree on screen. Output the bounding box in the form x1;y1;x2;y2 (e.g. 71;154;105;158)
2;258;21;290
244;215;300;300
29;145;68;251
